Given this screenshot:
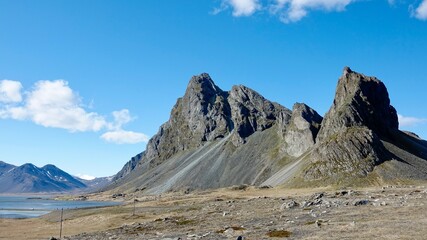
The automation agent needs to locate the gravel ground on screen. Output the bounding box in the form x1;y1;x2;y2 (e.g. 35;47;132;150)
60;185;427;240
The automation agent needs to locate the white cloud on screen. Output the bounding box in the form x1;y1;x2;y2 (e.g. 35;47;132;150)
398;114;427;127
101;130;149;144
0;79;149;144
0;80;23;103
223;0;260;16
101;109;149;144
220;0;354;22
76;174;96;180
6;80;108;132
110;109;134;130
413;0;427;20
220;0;427;22
273;0;355;22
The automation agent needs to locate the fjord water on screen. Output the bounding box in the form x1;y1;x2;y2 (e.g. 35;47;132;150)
0;195;119;219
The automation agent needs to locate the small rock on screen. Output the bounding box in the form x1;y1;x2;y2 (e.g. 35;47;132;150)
224;228;235;237
312;192;324;200
313;199;322;205
353;200;369;206
281;200;299;210
301;201;314;208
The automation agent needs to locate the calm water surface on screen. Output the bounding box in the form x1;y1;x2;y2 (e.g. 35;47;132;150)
0;195;120;219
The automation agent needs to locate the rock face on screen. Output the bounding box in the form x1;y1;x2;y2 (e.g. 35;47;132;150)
282;103;323;157
305;127;385;180
317;67;398;142
113;152;144;182
143;74;232;165
228;85;290;145
110;68;427;193
301;67;399;182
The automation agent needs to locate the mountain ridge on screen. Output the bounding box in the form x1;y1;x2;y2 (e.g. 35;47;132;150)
0;161;112;193
108;67;427;193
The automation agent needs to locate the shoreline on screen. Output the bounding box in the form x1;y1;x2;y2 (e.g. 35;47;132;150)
0;194;122;220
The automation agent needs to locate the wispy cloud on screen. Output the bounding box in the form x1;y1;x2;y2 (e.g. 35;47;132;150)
217;0;427;22
274;0;354;23
218;0;354;22
398;114;427;127
412;0;427;20
0;79;148;144
228;0;260;16
101;109;149;144
101;130;149;144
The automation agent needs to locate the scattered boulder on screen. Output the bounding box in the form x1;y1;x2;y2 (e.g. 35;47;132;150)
353;199;370;206
311;192;324;200
281;200;299;210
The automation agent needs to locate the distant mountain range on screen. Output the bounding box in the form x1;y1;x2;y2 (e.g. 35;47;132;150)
0;161;113;193
106;67;427;194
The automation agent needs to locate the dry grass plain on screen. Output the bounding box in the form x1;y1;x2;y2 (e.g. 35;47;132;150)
1;185;426;240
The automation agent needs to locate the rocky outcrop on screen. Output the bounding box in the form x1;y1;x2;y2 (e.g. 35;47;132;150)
228;85;291;145
300;67;398;181
282;103;323;157
113;152;145;182
304;127;385;180
317;67;398;142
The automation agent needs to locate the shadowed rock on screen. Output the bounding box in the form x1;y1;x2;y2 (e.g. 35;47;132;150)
317;67;398;142
228;84;290;145
301;67;422;183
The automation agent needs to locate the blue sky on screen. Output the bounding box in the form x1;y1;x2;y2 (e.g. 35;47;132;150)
1;0;426;178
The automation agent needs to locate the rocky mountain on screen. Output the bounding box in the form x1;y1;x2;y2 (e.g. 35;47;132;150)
0;162;87;193
107;67;427;194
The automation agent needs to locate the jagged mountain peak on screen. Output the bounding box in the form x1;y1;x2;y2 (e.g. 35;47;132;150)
187;73;217;90
317;67;398;142
184;73;225;104
229;84;274;109
228;84;289;143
